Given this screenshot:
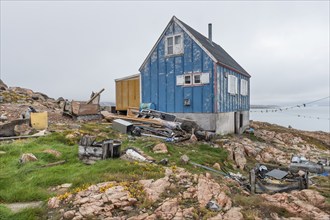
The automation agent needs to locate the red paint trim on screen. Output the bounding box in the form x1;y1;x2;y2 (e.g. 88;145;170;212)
214;62;218;113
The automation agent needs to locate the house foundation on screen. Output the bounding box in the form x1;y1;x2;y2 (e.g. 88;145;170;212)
174;111;249;135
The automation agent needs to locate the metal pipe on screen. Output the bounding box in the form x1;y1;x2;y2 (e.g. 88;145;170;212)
208;23;212;43
189;161;228;176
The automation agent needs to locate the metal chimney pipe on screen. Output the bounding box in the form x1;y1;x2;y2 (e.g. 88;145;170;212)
208;23;212;43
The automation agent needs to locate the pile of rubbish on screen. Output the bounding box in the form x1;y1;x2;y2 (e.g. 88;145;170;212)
250;164;309;194
78;135;121;164
289;155;330;174
62;88;104;120
0;106;48;139
101;109;215;142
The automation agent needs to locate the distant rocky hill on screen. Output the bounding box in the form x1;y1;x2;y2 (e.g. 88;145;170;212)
0;80;71;125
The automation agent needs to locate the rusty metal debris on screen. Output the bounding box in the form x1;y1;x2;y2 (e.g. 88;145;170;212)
289;155;330;174
250;164;309;194
101;108;215;142
78;135;121;164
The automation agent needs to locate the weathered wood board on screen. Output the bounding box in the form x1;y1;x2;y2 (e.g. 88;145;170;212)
71;101;99;116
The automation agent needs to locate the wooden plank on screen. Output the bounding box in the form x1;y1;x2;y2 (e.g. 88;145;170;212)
86;88;105;104
41;160;66;167
116;81;122;110
133;78;140;108
77;104;99;115
127;107;139;117
101;111;162;125
0;133;45;141
122;80;129;110
71;101;81;115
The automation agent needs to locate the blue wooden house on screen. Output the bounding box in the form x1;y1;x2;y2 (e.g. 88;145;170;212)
139;16;251;134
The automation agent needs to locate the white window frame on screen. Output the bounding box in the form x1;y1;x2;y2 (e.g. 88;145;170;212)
184;74;192;85
165;33;183;56
228;75;238;95
176;72;210;87
193;73;202;85
240;79;248;96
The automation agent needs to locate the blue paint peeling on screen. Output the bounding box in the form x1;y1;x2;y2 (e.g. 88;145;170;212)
140;21;250;113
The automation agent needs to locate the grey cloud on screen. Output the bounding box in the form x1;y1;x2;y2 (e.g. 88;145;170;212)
1;1;329;105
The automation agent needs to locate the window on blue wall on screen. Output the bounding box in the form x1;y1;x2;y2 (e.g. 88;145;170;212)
240;79;248;96
193;74;201;84
184;75;192;85
165;33;183;56
228;75;238;95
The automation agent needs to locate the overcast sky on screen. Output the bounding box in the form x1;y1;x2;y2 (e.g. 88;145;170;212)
1;1;329;105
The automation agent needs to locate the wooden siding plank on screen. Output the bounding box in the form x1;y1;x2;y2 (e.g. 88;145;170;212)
116;81;122;110
175;56;184;112
202;53;213;113
193;86;202;112
192;42;202;72
183;87;193;113
150;51;159;108
217;65;250;112
141;60;151;103
183;33;193;73
166;57;175;112
158;40;167;112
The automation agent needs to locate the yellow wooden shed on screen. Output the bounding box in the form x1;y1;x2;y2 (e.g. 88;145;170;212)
115;74;140;111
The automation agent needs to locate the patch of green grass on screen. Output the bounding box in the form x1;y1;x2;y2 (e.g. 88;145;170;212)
233;194;296;219
243;133;265;143
127;138;229;173
0;132;164;203
0;205;46;220
309;176;330;204
0;205;11;220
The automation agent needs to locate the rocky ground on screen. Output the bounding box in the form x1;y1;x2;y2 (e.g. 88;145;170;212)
1;80;330;219
45;122;330;219
47;166;330;220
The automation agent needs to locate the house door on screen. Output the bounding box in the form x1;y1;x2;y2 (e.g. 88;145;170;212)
234;112;239;134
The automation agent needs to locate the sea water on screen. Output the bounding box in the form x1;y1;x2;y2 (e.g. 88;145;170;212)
250;105;330;132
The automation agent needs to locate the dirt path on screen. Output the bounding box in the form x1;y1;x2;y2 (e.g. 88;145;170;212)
3;201;43;213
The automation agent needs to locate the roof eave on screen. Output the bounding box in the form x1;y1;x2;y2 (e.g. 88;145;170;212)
173;17;218;64
139;17;176;72
217;61;251;77
114;73;140;82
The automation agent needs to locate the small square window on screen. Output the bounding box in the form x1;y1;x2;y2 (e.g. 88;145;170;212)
165;34;183;56
194;74;201;84
184;75;191;85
